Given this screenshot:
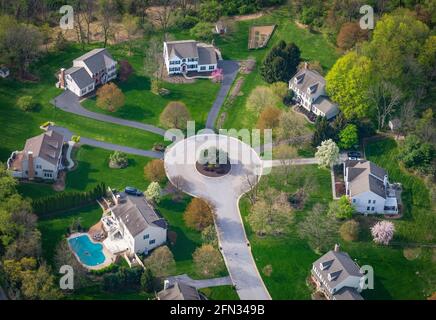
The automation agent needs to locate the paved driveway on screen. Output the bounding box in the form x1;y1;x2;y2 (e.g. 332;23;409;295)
164;134;270;300
52;90;166;136
49;125;163;159
206;60;239;129
167;274;233;289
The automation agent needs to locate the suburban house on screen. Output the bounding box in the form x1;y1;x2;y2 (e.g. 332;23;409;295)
289;65;339;120
163;40;218;75
101;189;167;257
7;130;64;181
311;244;364;300
56;48;117;97
344;160;399;214
0;66;10;78
157;280;205;300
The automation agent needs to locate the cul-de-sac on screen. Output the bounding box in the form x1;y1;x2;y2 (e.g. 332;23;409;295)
0;0;435;301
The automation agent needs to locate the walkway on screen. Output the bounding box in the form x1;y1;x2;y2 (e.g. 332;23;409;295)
206;60;240;129
167;274;233;289
49;125;164;159
262;158;318;170
51;90;166;136
165;134;270;300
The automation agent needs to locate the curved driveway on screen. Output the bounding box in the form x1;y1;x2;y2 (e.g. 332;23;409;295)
164;134;270;300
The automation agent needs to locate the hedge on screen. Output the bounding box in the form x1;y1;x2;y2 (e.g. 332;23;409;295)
32;183;106;217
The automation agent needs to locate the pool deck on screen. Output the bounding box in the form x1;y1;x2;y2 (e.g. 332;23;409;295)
68;233;116;271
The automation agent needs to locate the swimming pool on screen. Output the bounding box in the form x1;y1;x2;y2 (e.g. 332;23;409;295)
68;234;106;267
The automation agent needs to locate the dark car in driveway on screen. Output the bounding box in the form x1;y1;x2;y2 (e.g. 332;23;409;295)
125;187;142;196
347;151;362;160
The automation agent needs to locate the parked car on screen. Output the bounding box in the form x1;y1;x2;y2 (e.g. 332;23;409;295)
125;187;142;196
347;151;362;160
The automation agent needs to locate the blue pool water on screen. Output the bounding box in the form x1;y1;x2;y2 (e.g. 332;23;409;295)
68;234;106;267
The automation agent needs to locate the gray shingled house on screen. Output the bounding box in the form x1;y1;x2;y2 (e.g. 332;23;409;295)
344;160;399;214
311;244;364;300
163;40;218;75
7;130;64;181
57;48;117;97
289;65;339;120
157;280;206;300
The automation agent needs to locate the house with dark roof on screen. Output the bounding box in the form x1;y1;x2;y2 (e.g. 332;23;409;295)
289;64;339;120
101;189;167;256
57;48;117;97
157;280;205;300
163;40;218;75
344;160;399;214
7;130;64;180
311;244;364;300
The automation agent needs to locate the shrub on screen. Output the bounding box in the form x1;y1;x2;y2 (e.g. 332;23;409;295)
17;96;37;112
190;22;214;42
339;124;359;150
193;244;225;277
184;198;214;231
160;101;191;129
144;159;166;183
109;151;128;169
328;196;354;219
340;220;359;241
96;83;125;112
144;181;162;204
119;60;133;82
371;221;395;245
71;135;81;143
246;86;278;113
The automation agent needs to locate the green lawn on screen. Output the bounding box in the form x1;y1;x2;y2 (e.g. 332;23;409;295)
213;7;339;130
242;164;436;300
200;285;239;300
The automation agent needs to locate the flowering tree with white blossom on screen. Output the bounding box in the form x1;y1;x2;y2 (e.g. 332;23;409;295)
315;139;340;168
371;221;395;245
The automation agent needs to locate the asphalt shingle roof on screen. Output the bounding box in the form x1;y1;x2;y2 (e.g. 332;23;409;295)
65;66;94;88
165;40;199;59
23;130;64;166
157;282;201;300
345;160;387;198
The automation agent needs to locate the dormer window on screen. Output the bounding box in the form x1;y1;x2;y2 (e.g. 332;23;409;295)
319;260;333;270
296;74;304;84
328;270;341;281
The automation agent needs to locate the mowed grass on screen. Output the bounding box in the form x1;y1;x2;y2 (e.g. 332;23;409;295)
213;7;339;130
365;138;436;243
200;285;239;300
0;44;164;164
242;165;436;299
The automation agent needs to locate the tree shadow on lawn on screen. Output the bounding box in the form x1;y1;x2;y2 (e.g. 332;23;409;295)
66;160;99;191
119;74;151;93
361;275;392;300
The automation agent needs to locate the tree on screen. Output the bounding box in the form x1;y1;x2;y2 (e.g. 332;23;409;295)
193;244;225;277
371;220;395;245
184;198;214;231
261;40;301;83
199;0;222;22
17;96;37;112
119;60;134;82
140;268;155;293
277;110;310;145
143;246;176;278
325;52;373;120
83;0;96;43
270;82;289;101
122;14;140;55
96;83;125;112
201;225;218;247
99;0;118;47
398;134;434;174
368;81;402;130
340;219;359;242
155;0;176;35
257;106;282;131
160;101;191;129
336;22;367;50
144;37;164;84
144;159;166;183
40;23;51;53
0;23;42;77
144;182;162;204
312;116;334;147
109;151;128;168
54;240;87;289
315;139;340;168
190;22;214;42
248;188;294;236
338;124;358;149
298;203;339;253
246;86;278;113
328;196;354;220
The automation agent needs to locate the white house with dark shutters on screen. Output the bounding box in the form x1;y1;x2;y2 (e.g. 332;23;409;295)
56;48;117;97
163;40;217;75
101;189;167;256
289;65;339;120
344;160;399;214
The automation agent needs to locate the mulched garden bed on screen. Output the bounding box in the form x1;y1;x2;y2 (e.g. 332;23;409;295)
195;161;231;177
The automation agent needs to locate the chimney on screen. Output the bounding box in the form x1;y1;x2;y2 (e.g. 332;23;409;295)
27;151;35;180
163;279;170;290
334;244;340;252
59;68;66;88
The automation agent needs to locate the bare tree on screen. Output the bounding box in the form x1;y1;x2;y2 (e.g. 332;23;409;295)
83;0;95;44
99;0;117;47
400;99;416;135
153;0;176;36
242;173;260;205
369;81;402;130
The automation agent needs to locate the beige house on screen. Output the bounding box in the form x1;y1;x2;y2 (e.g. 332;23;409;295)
7;130;64;180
